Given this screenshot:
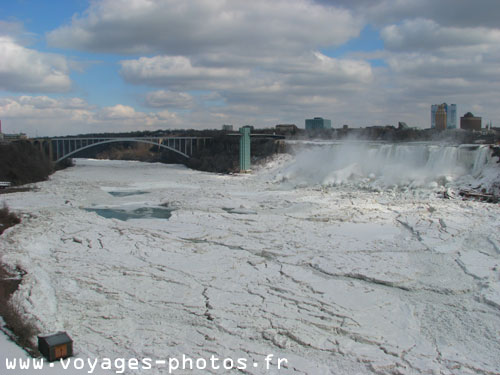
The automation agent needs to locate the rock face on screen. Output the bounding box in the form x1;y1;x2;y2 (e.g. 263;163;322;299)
492;145;500;162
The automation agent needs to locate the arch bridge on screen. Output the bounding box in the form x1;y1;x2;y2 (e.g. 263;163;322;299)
30;136;212;163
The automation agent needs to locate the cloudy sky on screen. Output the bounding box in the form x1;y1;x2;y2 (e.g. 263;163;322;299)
1;0;499;136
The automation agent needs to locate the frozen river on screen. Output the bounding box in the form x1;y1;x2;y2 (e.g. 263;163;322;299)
1;143;500;374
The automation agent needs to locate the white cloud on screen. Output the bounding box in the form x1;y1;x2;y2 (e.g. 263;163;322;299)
97;104;140;121
124;52;373;109
45;0;381;128
329;1;500;127
47;0;362;56
285;52;373;85
18;0;500;129
0;36;71;93
381;19;500;52
145;90;194;109
0;96;180;136
0;96;92;119
372;15;500;124
121;56;249;90
347;0;500;29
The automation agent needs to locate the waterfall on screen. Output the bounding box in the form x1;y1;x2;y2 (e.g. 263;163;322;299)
471;145;491;177
278;142;495;189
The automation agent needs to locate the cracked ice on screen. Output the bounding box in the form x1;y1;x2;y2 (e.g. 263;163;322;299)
1;150;500;374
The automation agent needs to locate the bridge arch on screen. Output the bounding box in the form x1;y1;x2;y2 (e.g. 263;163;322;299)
55;138;190;163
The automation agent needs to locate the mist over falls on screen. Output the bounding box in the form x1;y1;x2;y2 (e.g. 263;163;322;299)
277;142;494;190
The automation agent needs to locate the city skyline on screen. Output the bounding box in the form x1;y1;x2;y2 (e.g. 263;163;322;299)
1;0;499;136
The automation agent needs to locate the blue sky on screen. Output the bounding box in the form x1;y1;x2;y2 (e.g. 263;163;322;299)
1;1;87;35
322;25;384;64
2;0;136;107
1;0;499;136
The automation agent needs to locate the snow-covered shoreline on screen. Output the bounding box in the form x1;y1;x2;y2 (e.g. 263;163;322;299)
1;152;499;374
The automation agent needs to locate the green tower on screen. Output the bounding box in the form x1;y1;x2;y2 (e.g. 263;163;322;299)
239;127;251;172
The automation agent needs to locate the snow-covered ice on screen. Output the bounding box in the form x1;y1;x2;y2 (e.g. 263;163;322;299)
1;142;500;374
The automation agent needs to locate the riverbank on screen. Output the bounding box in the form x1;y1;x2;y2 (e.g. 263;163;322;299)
0;205;20;234
0;206;39;356
0;139;71;346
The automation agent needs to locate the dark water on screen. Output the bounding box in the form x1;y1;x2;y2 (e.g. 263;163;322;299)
108;191;149;197
86;207;174;221
222;207;257;215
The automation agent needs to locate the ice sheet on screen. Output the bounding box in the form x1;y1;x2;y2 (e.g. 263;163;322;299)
0;155;499;375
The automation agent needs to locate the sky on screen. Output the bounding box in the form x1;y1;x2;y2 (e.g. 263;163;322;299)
0;0;499;137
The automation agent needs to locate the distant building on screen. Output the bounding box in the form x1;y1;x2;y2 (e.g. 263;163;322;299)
305;117;331;130
275;124;297;134
431;103;456;129
1;133;27;141
398;122;409;130
0;120;27;141
460;112;481;131
435;104;447;130
222;124;233;131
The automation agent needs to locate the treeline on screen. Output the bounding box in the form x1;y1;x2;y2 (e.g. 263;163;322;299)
290;127;498;143
93;135;283;173
186;135;283;173
0;141;54;185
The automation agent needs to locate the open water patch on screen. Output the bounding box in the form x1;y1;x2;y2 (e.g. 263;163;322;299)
85;206;174;221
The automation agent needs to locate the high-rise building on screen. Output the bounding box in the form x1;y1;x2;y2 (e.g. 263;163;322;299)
431;103;457;129
460;112;481;131
435;104;447;130
305;117;331;130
